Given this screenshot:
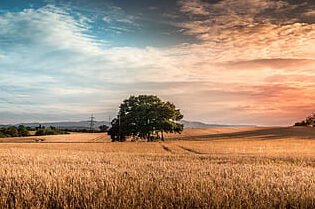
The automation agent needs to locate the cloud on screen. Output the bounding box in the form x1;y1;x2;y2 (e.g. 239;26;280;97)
152;0;315;125
0;5;189;123
178;0;210;16
103;16;112;23
177;0;315;62
0;5;103;54
216;59;315;77
1;2;315;125
305;9;315;17
101;6;141;33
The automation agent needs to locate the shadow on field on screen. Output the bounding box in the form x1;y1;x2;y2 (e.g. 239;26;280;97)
176;127;315;141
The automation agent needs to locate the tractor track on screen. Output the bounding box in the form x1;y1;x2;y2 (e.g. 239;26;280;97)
178;145;205;155
160;144;174;153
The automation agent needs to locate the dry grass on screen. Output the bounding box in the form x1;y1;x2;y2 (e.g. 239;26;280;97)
0;132;109;143
0;127;315;208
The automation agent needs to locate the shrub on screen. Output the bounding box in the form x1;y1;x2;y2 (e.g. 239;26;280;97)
35;127;68;136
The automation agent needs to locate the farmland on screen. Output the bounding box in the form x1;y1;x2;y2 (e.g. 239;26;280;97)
0;127;315;208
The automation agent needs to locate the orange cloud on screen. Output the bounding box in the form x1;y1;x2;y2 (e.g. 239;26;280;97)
177;0;315;62
149;0;315;125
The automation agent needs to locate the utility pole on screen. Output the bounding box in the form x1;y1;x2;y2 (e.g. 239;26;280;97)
89;114;95;132
118;112;121;141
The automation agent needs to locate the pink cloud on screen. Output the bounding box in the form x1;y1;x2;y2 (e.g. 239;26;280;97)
148;0;315;125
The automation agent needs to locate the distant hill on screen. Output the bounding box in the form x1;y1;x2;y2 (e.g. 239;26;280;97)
180;120;255;129
2;120;255;129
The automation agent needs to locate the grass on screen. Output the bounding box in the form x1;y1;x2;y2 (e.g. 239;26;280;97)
0;127;315;208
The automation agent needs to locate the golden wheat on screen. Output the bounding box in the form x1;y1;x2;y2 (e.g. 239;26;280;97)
0;128;315;208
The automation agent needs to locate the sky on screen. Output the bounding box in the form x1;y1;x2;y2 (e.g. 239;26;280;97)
0;0;314;125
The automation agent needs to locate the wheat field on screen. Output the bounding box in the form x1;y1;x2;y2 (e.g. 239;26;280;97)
0;127;315;209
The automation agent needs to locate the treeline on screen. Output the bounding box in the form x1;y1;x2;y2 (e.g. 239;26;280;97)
0;125;70;138
0;124;109;138
294;113;315;127
61;125;109;133
0;125;30;138
35;126;69;136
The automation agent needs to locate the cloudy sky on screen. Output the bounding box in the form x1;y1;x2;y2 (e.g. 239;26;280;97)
0;0;314;125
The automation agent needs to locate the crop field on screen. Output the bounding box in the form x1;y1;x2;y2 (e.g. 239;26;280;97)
0;127;315;208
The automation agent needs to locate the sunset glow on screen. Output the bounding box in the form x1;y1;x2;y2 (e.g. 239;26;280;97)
0;0;314;125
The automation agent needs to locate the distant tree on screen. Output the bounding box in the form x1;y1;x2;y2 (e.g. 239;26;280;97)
305;113;315;127
35;129;45;136
294;121;306;126
35;124;42;131
294;113;315;127
0;132;6;138
45;128;57;135
99;125;109;132
108;95;184;142
26;126;35;131
17;125;30;137
35;126;68;136
6;126;18;137
0;126;30;138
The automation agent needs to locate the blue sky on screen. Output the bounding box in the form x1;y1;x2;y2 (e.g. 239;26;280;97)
0;0;191;47
1;0;315;125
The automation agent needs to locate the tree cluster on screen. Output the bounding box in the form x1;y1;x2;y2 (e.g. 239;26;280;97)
99;125;109;132
108;95;183;142
0;125;30;138
59;125;108;133
294;113;315;127
35;126;69;136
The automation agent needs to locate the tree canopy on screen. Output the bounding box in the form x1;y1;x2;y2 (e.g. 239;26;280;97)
295;113;315;127
108;95;183;142
0;125;30;138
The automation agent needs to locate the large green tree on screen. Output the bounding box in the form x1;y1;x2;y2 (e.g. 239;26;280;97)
108;95;183;142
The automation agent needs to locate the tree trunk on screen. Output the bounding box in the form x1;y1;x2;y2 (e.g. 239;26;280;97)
147;133;151;142
156;131;160;139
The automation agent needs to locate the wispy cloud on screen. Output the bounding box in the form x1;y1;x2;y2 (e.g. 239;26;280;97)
305;9;315;17
0;5;187;123
167;0;315;124
177;0;315;62
1;1;315;125
101;5;141;33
